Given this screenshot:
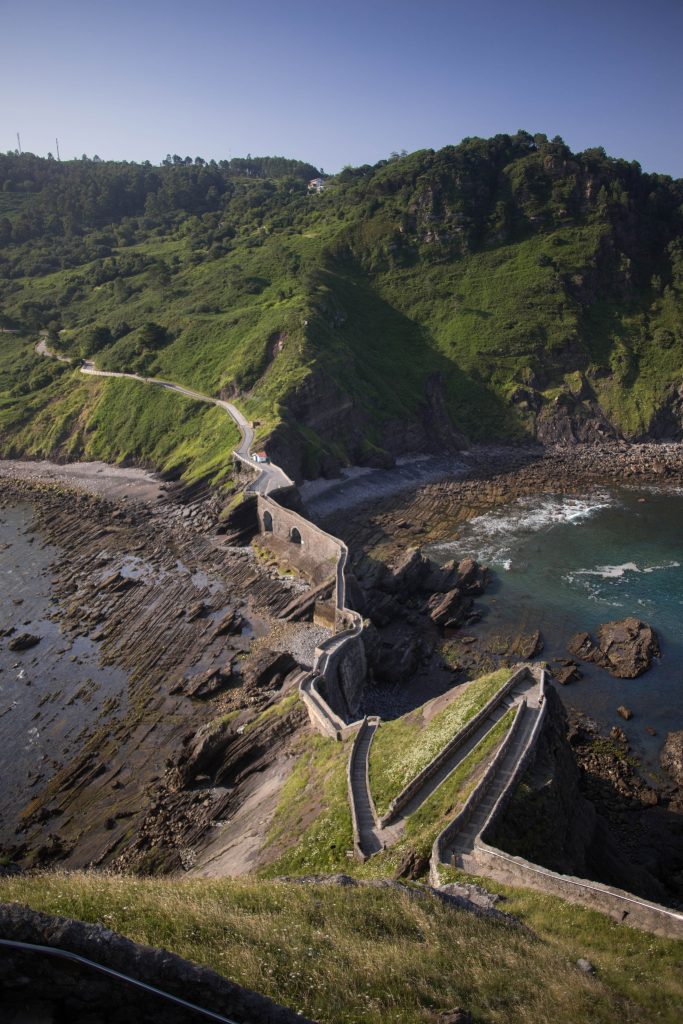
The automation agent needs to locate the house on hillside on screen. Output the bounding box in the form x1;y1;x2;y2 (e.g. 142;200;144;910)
252;451;269;463
307;177;325;194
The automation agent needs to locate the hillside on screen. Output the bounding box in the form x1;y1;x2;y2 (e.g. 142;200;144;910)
1;133;682;483
1;871;681;1023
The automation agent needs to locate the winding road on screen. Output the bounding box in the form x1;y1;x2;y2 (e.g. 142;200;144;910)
36;337;291;494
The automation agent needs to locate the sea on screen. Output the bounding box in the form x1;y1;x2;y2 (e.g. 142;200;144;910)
0;502;129;842
427;486;683;773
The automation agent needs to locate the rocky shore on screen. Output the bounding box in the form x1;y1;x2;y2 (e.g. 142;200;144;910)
0;476;322;872
321;441;683;558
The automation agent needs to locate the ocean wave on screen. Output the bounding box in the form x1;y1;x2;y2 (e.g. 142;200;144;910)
431;491;616;568
568;560;681;581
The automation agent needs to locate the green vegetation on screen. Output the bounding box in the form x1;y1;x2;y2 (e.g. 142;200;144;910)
0;351;240;485
1;871;680;1023
400;710;514;862
261;731;353;876
1;134;681;482
369;667;511;817
446;870;683;1024
259;698;513;880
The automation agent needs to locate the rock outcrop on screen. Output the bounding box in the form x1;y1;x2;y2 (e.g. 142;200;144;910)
0;903;310;1024
568;617;660;678
660;731;683;788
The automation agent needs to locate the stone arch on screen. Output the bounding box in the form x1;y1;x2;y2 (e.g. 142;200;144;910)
263;509;273;532
290;526;302;545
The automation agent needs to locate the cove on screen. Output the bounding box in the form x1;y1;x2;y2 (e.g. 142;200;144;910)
427;486;683;772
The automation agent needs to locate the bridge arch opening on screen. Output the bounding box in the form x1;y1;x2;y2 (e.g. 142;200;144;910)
263;510;273;532
290;526;302;545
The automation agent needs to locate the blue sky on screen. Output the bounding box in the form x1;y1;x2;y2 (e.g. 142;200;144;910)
3;0;682;175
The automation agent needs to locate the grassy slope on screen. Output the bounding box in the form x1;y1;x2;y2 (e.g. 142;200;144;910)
258;692;513;880
1;871;680;1024
369;668;511;817
3;145;682;480
0;336;240;484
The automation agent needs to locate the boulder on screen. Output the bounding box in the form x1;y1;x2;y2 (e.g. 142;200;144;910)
428;587;471;628
617;705;633;721
568;617;660;678
374;635;422;683
660;730;683;787
8;632;41;651
512;629;543;659
240;649;298;693
388;547;431;595
456;557;489;595
554;663;581;686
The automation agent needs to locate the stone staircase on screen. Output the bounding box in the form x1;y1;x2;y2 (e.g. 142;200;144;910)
348;717;382;859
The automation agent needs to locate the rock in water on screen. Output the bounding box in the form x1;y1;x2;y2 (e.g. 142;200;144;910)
7;632;41;651
568;617;660;678
617;705;633;720
660;731;683;786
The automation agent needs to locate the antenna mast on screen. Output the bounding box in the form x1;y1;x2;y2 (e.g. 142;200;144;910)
16;132;21;154
56;137;61;161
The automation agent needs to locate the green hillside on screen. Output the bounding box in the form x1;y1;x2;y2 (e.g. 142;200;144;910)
1;133;681;482
2;871;681;1024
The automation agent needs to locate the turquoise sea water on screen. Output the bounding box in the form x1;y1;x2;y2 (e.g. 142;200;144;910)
428;487;683;772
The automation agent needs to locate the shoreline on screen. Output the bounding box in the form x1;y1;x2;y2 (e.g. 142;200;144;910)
319;441;683;555
0;459;165;503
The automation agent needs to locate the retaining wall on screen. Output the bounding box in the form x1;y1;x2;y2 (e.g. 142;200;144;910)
381;666;531;827
467;844;683;939
429;699;531;885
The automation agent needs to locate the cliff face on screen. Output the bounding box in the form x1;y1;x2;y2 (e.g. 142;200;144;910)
491;688;679;906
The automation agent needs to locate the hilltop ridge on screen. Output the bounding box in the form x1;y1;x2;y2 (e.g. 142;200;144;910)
1;131;682;483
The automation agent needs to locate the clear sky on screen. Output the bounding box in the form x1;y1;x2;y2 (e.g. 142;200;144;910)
3;0;682;176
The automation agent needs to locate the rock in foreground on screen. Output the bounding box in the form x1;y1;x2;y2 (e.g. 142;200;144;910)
568;617;660;678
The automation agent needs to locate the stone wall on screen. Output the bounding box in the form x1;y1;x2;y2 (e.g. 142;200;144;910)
256;494;341;576
0;903;313;1023
381;666;531;827
254;488;368;737
467;844;683;939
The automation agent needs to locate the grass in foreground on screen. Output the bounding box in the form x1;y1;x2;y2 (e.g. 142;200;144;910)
446;869;683;1024
2;871;679;1024
369;668;511;817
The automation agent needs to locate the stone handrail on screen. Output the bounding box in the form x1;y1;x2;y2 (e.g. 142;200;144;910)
429;698;530;886
379;666;532;827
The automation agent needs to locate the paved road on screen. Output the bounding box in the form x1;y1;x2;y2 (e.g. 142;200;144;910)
35;335;72;363
34;338;292;495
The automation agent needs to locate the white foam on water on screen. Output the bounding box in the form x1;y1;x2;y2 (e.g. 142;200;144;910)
432;491;616;569
569;560;681;581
